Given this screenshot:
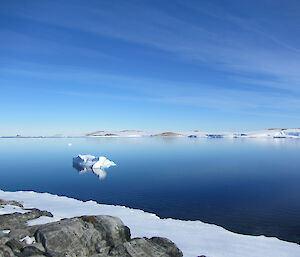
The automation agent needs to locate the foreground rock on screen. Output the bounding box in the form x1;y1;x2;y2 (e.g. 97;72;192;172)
0;200;182;257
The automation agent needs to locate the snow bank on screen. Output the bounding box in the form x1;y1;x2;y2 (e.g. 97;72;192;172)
0;190;299;257
0;204;29;215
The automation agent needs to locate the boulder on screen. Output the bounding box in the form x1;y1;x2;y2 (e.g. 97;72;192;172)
0;200;23;208
122;237;183;257
0;209;53;230
34;215;130;256
0;199;183;257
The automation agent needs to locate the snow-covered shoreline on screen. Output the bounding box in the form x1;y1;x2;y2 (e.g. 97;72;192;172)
85;128;300;139
0;190;299;257
2;128;300;139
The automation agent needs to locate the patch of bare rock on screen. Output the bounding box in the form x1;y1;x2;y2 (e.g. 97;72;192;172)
0;199;182;257
153;132;182;137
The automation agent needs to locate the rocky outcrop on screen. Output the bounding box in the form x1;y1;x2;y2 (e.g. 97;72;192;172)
153;132;182;137
85;131;105;136
0;200;23;208
0;200;183;257
0;209;53;231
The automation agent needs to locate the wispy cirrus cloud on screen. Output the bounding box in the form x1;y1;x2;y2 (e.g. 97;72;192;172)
3;0;300;93
2;0;300;134
2;60;300;114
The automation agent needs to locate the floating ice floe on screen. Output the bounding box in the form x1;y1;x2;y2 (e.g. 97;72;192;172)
73;154;116;170
72;154;116;180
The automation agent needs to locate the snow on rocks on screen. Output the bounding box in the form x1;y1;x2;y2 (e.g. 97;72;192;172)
0;205;29;215
0;196;182;257
0;190;299;257
20;235;35;245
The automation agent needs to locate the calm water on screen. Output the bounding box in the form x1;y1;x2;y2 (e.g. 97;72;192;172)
1;137;300;243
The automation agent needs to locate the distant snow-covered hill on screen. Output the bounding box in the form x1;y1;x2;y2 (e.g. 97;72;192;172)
85;128;300;139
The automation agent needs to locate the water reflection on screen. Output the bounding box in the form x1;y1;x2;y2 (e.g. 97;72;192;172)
2;138;300;244
72;161;107;180
72;154;116;180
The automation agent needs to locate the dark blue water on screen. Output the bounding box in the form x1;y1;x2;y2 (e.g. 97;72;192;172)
1;137;300;243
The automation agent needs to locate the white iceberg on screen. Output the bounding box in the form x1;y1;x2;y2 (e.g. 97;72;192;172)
92;156;116;169
73;154;116;170
72;155;116;180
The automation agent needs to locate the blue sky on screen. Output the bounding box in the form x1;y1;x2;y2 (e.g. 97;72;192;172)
1;0;300;135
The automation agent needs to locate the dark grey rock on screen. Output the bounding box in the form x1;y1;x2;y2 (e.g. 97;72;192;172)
81;215;131;246
33;215;182;257
0;245;15;257
19;246;46;257
27;243;45;254
123;237;183;257
0;238;10;246
5;239;24;253
0;202;183;257
0;200;23;208
0;209;53;230
34;215;130;257
149;237;183;257
8;230;30;241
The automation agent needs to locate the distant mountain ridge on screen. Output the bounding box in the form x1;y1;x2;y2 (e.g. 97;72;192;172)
2;128;300;138
85;128;300;139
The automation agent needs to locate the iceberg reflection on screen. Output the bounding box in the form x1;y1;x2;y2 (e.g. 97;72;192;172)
72;154;116;180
